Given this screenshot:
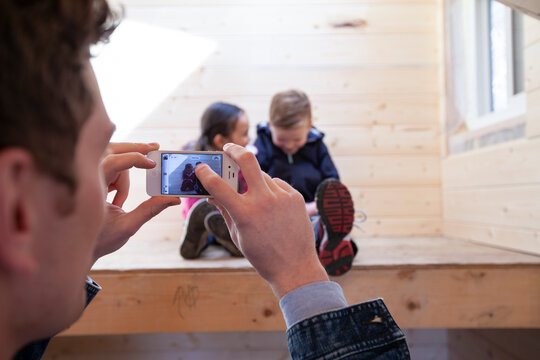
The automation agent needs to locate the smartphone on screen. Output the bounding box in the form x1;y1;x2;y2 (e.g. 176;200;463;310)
146;150;239;197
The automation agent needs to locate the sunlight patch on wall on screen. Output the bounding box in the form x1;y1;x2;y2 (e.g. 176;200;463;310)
91;20;216;141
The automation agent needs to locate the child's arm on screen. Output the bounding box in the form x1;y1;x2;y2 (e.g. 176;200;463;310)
254;134;270;172
317;141;339;180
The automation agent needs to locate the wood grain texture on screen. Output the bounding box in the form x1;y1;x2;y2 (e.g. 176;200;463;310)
442;138;540;188
443;185;540;230
92;224;540;271
352;217;442;237
175;67;438;97
323;125;440;155
335;155;440;186
46;332;291;360
524;14;540;47
116;0;437;4
349;186;441;217
61;264;540;335
137;94;439;128
444;220;540;256
526;87;540;138
124;2;438;36
525;39;540;92
442;139;540;254
128;124;440;155
195;34;438;67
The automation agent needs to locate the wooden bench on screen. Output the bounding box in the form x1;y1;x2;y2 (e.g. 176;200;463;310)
61;219;540;335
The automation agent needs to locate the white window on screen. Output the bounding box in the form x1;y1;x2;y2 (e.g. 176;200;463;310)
449;0;525;131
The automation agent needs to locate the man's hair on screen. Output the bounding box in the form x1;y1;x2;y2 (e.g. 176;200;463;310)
269;89;312;129
0;0;118;191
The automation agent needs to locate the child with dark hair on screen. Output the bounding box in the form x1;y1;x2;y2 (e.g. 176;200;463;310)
180;102;250;259
180;163;196;192
255;90;364;276
194;161;205;195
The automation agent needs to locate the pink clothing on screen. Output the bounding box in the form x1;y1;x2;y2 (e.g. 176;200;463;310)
181;197;200;219
181;170;247;218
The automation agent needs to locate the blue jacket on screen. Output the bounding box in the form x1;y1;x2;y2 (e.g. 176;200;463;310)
255;123;339;202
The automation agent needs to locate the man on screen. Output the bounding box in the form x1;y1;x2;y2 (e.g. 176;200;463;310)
0;1;409;359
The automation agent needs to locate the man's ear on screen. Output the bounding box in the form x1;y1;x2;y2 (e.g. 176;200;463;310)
212;134;228;150
0;149;38;276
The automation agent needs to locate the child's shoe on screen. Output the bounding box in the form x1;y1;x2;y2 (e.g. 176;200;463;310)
318;233;356;276
180;199;216;259
204;211;243;257
315;179;356;276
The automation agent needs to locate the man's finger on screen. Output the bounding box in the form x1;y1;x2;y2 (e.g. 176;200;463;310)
108;142;159;155
195;163;240;211
122;197;181;234
272;177;295;193
102;153;156;184
262;172;284;193
222;143;268;193
111;171;130;207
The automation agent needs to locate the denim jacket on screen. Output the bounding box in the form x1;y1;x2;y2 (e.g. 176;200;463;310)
287;299;410;359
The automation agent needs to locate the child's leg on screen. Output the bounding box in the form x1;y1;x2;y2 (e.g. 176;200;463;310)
315;179;357;276
204;211;243;257
180;199;216;259
310;214;323;250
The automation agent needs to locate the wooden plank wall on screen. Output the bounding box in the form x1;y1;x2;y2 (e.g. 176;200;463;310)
110;0;442;238
442;14;540;255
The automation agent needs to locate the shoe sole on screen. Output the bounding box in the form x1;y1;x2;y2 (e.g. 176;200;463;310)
319;240;354;276
316;180;354;251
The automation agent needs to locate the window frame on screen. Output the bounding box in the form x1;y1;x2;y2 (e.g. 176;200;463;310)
450;0;526;132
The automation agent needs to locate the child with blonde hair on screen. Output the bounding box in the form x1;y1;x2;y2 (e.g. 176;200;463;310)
255;90;361;276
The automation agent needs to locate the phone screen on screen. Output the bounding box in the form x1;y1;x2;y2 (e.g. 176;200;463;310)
161;153;222;195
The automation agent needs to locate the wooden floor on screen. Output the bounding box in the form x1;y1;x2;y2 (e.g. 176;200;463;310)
92;218;540;271
59;215;540;336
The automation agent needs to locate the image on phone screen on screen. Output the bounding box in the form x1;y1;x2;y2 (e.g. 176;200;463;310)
161;153;222;195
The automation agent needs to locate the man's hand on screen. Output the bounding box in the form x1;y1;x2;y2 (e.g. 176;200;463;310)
196;143;328;298
94;142;180;262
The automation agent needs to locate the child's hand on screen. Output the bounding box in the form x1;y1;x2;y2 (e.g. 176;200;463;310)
195;143;328;298
305;202;318;216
